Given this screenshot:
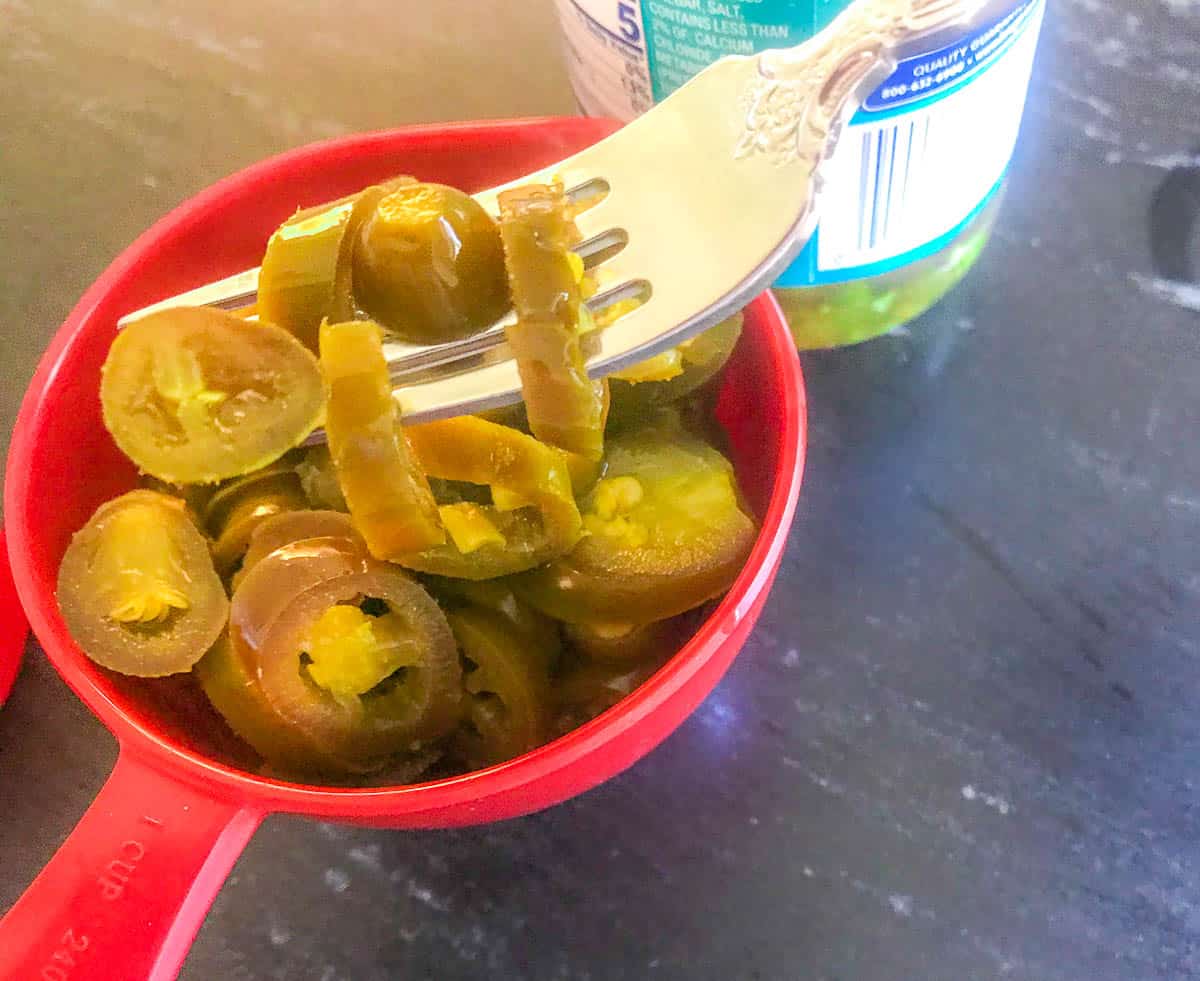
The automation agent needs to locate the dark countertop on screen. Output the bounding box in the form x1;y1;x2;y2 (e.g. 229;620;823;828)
2;1;1199;978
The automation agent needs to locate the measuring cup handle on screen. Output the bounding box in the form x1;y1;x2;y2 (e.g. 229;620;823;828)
0;749;263;980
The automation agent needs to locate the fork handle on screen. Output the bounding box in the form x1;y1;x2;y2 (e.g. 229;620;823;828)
735;0;989;168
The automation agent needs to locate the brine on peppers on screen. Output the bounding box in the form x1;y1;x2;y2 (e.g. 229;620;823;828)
56;490;228;676
499;181;607;461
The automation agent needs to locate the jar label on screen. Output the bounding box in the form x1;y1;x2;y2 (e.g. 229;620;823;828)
553;0;1045;287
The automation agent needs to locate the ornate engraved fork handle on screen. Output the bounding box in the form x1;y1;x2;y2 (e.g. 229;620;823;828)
735;0;990;167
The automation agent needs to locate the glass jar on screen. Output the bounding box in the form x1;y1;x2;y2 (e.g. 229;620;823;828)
551;0;1045;349
778;186;1003;348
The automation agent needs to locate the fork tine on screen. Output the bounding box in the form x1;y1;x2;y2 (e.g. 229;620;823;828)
388;357;524;424
117;267;261;326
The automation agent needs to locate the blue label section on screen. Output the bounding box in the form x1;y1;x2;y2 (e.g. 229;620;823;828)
774;177;1005;288
857;0;1040;121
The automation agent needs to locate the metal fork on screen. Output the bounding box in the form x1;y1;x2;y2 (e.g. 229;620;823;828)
118;0;985;424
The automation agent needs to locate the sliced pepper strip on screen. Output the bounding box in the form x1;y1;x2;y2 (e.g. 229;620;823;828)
320;319;445;559
397;415;582;579
328;183;398;325
258;196;356;351
465;406;605;498
499;182;607;461
258;177;415;349
438;503;506;554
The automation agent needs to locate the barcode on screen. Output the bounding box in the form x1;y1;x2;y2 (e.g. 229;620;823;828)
854;119;929;253
814;0;1044;276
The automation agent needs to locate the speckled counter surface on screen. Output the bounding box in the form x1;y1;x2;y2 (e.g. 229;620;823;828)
2;2;1199;978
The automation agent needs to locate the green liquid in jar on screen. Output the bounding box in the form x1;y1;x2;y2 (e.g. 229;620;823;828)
777;190;1002;349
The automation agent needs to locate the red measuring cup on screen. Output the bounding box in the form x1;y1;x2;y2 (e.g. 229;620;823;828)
0;528;29;706
0;117;806;980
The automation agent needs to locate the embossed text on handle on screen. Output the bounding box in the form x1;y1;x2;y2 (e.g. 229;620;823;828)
735;0;989;166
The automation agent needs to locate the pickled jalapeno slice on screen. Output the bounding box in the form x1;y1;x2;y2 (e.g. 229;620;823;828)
320;319;445;559
397;415;582;579
229;536;370;658
258;176;416;349
100;307;324;484
499;181;607;461
553;657;665;734
294;444;347;512
203;462;309;577
56;490;228;677
448;606;550;769
238;510;361;583
230;540;462;764
195;633;373;777
138;475;215;516
352;182;510;344
563;449;606;498
562;617;680;663
511;413;757;624
606;313;742;432
424;576;561;673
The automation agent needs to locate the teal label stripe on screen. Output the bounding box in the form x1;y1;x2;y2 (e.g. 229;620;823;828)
774;176;1005;288
642;0;833;101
